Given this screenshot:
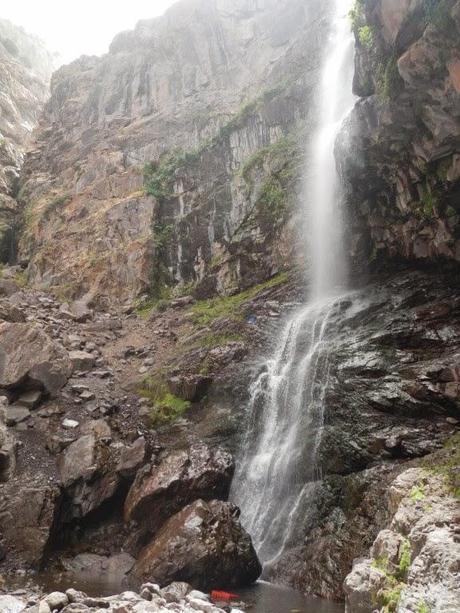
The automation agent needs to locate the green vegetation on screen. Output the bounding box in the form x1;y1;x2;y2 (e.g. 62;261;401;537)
378;582;405;613
376;55;404;101
137;373;191;427
409;484;426;502
190;272;289;326
349;0;365;31
135;285;173;318
424;432;460;499
14;270;28;288
417;600;430;613
358;25;374;47
397;539;411;579
185;331;243;350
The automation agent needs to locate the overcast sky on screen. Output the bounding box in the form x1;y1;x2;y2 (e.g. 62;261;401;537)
1;0;178;64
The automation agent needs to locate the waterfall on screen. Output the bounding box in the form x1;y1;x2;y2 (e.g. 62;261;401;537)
231;0;356;570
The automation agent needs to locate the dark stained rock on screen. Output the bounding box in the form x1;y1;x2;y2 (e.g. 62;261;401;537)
134;499;261;590
0;322;72;396
167;374;212;402
124;444;234;535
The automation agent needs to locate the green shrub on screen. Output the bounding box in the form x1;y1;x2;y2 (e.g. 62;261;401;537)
397;539;411;579
417;600;430;613
137;374;191;427
358;25;374;47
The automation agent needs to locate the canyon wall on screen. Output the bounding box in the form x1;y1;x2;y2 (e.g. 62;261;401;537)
18;0;331;307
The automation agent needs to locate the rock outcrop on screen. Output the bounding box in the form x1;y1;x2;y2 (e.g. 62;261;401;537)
339;0;460;268
134;499;262;590
0;19;53;262
344;438;460;612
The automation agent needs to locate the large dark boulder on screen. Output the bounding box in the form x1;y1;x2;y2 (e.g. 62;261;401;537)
134;499;262;590
124;443;234;536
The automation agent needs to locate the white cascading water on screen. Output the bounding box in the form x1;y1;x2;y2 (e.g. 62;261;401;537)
231;0;356;569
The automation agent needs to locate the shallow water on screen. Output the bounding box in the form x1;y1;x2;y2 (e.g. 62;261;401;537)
238;581;344;613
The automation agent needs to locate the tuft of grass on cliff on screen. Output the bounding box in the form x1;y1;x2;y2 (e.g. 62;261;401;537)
137;373;191;427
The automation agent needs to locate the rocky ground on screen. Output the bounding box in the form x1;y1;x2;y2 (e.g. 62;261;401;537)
0;581;246;612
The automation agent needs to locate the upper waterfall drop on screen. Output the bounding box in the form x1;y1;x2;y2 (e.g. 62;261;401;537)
305;0;356;300
231;0;356;570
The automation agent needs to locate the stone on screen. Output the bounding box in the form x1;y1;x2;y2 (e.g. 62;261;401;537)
69;351;95;372
160;582;190;603
124;443;234;535
44;592;69;610
62;418;79;429
0;322;72;395
134;499;262;590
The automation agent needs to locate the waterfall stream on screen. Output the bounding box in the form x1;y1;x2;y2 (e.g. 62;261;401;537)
231;0;356;570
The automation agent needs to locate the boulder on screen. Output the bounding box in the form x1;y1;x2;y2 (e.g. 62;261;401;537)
58;434;120;519
0;479;61;567
167;374;212;402
134;499;262;590
0;322;72;395
124;443;234;535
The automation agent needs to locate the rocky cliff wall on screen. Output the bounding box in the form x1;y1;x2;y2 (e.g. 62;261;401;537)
339;0;460;269
0;20;53;262
18;0;331;307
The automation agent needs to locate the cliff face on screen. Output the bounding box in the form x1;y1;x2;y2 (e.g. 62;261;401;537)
339;0;460;268
19;0;331;307
0;20;53;262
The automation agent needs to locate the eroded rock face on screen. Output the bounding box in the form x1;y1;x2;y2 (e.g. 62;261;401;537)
124;443;234;537
340;0;460;269
134;499;261;590
0;322;72;395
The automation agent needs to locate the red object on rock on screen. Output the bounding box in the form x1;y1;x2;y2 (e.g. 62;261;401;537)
211;590;240;601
